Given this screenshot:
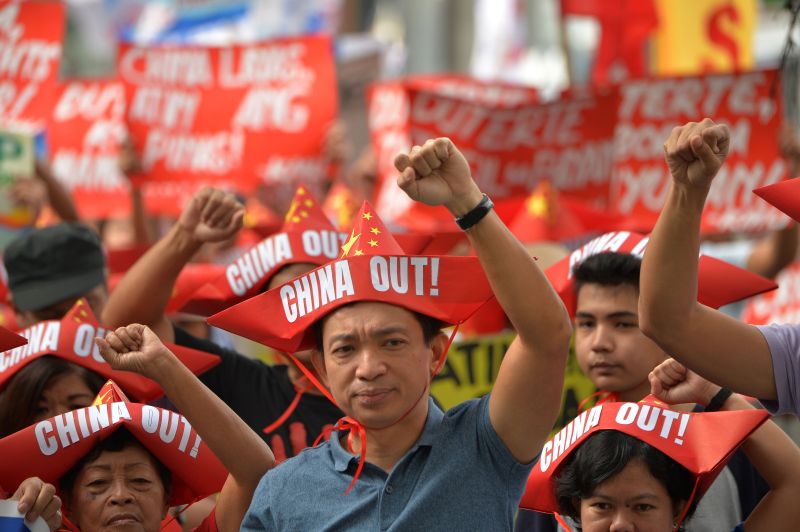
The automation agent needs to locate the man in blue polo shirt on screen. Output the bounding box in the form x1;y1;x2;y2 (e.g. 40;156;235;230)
210;137;573;531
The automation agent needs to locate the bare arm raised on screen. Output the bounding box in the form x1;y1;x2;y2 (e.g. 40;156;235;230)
96;325;274;531
101;188;244;342
394;138;572;463
638;119;777;399
650;358;800;530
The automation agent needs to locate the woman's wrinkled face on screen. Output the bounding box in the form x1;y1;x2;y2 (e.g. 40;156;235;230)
69;444;169;532
579;459;680;532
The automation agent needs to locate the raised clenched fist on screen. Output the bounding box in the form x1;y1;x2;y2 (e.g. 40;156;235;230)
663;118;730;190
393;138;483;217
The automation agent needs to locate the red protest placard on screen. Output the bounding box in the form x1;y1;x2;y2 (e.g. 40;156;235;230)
118;35;337;193
0;1;64;129
368;75;618;228
48;80;129;219
610;70;790;234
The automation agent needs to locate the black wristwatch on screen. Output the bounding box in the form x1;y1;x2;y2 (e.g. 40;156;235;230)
705;387;733;412
455;194;494;231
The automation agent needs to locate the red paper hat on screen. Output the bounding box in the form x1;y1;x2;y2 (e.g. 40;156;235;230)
0;299;219;401
208;202;495;353
520;397;768;517
0;380;227;506
754;179;800;222
545;231;778;315
108;263;227;315
178;185;348;316
0;326;25;353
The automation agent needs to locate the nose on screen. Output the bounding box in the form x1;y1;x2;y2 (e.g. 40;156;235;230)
108;479;134;505
354;346;387;381
591;323;614;353
608;511;635;532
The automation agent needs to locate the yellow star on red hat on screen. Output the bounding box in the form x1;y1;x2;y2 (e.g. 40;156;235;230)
92;380;130;406
339;202;405;257
281;185;336;232
340;229;362;258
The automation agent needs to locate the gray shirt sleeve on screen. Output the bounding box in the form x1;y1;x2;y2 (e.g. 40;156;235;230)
756;324;800;416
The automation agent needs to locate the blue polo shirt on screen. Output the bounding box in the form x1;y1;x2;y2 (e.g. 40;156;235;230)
241;395;534;531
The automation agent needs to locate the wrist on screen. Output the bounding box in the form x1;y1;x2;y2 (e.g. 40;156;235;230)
147;347;181;383
446;187;485;218
169;222;203;256
699;384;723;407
704;387;733;412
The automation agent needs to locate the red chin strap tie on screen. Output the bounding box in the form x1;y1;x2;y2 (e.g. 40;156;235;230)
289;324;461;493
262;375;315;435
577;390;619;413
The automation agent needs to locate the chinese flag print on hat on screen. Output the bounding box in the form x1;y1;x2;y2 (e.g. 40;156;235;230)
208;201;496;353
519;397;768;529
178;185;347;316
0;380;227;506
0;299;219;402
545;231;778;316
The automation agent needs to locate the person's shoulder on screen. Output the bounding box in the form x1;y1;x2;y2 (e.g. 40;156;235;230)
440;396;488;429
265;439;334;482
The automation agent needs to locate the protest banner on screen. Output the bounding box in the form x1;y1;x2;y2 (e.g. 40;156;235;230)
610;69;789;234
368;75;618;228
47;80;129;219
118;35;337;195
0;1;64;130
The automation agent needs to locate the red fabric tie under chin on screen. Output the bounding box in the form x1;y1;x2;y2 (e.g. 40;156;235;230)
577;390;619;413
262;376;316;435
290;325;461;493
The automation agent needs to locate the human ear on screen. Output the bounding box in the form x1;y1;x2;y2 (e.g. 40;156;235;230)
429;332;449;376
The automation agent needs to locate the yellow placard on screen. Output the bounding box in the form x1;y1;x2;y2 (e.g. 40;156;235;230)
653;0;756;76
431;332;595;434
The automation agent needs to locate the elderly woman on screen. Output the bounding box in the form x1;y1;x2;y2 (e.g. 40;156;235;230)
1;324;274;531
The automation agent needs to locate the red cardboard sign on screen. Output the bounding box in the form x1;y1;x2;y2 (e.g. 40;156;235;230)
610;70;790;234
118;35;337;192
0;1;64;129
368;76;618;227
48;80;129;219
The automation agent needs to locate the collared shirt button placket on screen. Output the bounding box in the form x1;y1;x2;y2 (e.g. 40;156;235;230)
385;484;393;494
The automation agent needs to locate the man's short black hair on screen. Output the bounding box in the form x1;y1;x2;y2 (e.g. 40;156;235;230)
312;304;445;354
555;430;697;526
573;252;642;296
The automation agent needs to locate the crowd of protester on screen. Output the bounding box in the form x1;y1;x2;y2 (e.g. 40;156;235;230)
3;88;800;532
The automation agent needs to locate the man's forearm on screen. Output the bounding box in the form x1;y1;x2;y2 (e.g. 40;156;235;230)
466;210;570;352
101;225;200;330
640;182;708;337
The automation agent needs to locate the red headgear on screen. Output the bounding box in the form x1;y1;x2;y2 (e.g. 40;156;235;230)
520;396;768;526
754;179;800;223
545;231;778;315
208;201;495;353
0;300;219;401
0;380;227;506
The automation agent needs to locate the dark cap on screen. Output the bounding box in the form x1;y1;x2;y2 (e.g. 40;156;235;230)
4;223;106;312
